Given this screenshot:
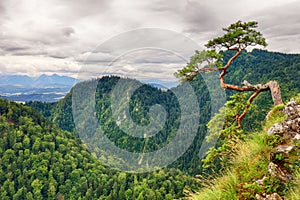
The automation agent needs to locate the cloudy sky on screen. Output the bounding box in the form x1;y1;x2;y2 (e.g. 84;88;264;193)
0;0;299;84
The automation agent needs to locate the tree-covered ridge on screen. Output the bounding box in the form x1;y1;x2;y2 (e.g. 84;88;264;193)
29;75;215;174
0;98;198;199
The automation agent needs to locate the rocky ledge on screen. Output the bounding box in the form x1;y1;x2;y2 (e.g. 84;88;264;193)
256;99;300;200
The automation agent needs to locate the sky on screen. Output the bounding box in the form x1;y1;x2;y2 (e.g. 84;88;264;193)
0;0;300;84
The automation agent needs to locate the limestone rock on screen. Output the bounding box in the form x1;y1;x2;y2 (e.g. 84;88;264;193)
268;162;292;181
268;123;283;135
255;194;264;200
276;144;294;154
283;100;297;115
255;193;283;200
293;133;300;141
265;193;283;200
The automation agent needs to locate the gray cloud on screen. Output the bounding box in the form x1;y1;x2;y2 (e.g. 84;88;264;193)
61;27;75;37
257;2;300;37
182;1;221;33
0;2;5;16
0;1;7;27
0;63;7;74
251;1;300;52
0;0;300;80
0;40;30;53
55;0;112;19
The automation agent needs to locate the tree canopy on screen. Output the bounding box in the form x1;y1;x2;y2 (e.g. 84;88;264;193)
206;21;267;50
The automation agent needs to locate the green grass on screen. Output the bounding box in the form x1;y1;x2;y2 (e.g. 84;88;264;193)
264;103;285;130
294;93;300;104
285;171;300;200
193;131;272;200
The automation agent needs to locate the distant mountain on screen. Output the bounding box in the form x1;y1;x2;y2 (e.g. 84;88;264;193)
0;74;78;102
143;79;178;89
0;74;77;88
0;74;32;86
148;83;169;91
33;74;77;87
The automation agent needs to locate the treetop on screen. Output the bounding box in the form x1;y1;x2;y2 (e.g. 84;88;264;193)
205;20;268;50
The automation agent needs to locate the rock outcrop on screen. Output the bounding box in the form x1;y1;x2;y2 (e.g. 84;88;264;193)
255;99;300;200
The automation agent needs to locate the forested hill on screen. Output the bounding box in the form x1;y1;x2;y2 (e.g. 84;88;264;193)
0;98;199;199
28;49;300;175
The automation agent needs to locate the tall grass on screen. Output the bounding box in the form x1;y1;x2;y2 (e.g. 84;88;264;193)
192;131;273;199
285;171;300;200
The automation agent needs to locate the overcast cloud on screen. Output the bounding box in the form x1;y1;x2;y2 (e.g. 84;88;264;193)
0;0;299;82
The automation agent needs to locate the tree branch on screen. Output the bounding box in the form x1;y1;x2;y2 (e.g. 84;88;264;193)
236;90;261;129
202;49;282;128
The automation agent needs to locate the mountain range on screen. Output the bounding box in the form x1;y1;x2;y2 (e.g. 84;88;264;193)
0;74;77;88
0;74;78;102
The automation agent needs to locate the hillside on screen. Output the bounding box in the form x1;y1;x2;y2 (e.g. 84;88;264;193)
192;94;300;200
28;49;300;175
0;98;198;199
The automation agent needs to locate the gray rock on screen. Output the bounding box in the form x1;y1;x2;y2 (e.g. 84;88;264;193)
268;123;283;135
283;100;298;116
265;193;283;200
291;122;298;131
293;133;300;141
268;162;292;181
268;162;277;176
276;144;294;153
255;194;264;200
255;193;283;200
286;120;292;126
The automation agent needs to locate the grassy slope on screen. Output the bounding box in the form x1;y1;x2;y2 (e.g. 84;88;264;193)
192;94;300;200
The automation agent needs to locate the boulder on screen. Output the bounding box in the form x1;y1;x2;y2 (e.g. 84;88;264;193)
268;162;292;181
276;144;294;154
268;123;283;136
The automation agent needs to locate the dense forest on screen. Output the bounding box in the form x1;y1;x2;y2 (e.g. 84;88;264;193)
0;98;198;199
